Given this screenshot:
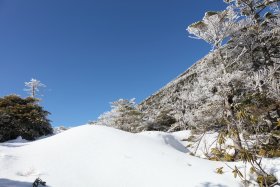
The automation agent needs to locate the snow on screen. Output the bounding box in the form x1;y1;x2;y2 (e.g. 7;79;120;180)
0;125;279;187
53;126;69;135
3;137;29;144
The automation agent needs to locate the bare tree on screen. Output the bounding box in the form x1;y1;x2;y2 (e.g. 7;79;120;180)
24;78;46;98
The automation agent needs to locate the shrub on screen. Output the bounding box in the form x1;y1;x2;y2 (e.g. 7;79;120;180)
0;95;53;142
145;110;177;131
33;178;46;187
95;98;145;132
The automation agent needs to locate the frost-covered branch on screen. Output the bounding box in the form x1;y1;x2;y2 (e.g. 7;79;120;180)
24;78;46;98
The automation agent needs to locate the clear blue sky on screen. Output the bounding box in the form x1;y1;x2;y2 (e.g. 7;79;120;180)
0;0;226;127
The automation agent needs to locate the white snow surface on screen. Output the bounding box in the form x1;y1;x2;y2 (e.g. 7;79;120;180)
0;125;279;187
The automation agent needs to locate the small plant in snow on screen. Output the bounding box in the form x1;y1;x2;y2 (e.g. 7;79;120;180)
32;177;46;187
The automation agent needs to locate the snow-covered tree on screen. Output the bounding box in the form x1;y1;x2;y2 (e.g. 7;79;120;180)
186;0;280;155
224;0;280;24
24;78;46;98
187;6;239;49
184;1;280;184
95;98;145;132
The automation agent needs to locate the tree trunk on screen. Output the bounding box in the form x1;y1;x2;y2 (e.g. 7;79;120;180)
32;86;35;98
224;95;243;158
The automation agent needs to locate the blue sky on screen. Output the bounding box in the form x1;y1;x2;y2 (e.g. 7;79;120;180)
0;0;226;127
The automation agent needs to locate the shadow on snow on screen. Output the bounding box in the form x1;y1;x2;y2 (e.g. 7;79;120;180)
0;178;51;187
0;178;33;187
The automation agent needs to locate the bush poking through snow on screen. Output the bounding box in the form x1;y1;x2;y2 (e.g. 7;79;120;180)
32;178;46;187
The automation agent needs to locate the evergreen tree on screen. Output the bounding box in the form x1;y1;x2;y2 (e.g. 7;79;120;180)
95;98;145;132
0;95;53;142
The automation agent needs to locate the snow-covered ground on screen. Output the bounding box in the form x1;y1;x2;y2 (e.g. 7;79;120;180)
0;125;279;187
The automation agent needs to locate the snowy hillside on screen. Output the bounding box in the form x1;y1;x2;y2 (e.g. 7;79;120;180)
0;125;258;187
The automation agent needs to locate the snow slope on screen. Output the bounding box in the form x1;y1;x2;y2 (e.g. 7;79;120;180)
0;125;257;187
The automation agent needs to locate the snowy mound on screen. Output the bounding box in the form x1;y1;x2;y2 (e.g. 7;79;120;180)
0;125;244;187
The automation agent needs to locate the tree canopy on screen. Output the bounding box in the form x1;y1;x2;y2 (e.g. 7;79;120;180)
0;95;53;142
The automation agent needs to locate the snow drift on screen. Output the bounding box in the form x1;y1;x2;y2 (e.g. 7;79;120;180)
0;125;246;187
